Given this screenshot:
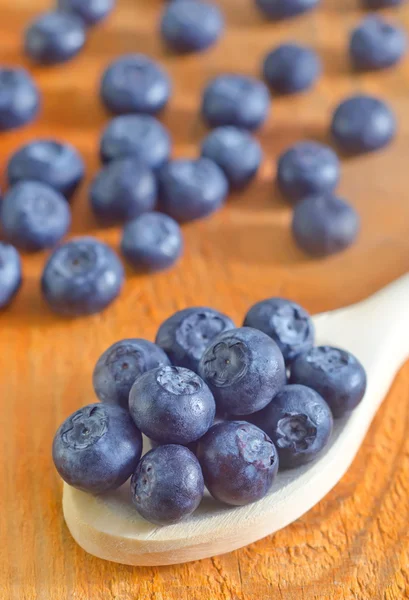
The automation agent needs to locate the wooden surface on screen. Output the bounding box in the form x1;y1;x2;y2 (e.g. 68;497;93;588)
1;0;409;598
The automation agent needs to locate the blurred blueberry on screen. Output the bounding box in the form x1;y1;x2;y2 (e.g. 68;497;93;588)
100;114;171;169
256;0;320;19
24;11;86;64
100;54;171;115
159;158;228;222
331;95;396;154
277;141;340;203
121;212;183;272
201;74;270;130
1;182;71;252
90;158;157;224
349;15;407;71
292;194;360;257
263;43;321;94
41;236;124;316
0;67;40;131
57;0;115;26
0;243;22;308
160;0;224;53
7;139;84;200
201;126;262;189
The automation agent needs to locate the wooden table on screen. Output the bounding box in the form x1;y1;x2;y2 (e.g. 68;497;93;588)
1;0;409;598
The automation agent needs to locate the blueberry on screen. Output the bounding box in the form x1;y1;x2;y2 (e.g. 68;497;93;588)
158;158;228;222
131;445;204;525
156;307;235;372
349;16;407;71
292;194;360;257
0;243;22;308
7;139;85;200
93;339;170;409
90;158;157;224
197;421;278;506
199;327;286;415
256;0;320;19
100;54;171;116
263;43;321;95
362;0;403;7
24;11;86;65
201;74;270;130
277;141;340;203
331;95;396;154
200;127;262;189
121;212;183;272
41;237;124;316
290;346;367;418
1;182;71;252
57;0;115;26
129;365;216;444
251;384;333;469
100;115;171;170
0;67;40;131
52;403;142;493
243;298;314;363
160;0;224;53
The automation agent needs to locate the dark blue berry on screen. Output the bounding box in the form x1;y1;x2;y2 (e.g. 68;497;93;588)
256;0;320;19
251;384;333;469
93;339;170;409
349;16;407;71
290;346;367;418
131;445;204;525
129;366;216;444
158;158;228;222
263;43;321;95
52;403;142;493
160;0;224;53
0;243;22;308
197;421;278;506
7;139;85;200
199;327;286;415
24;11;86;65
292;194;360;257
41;237;124;316
201;127;262;189
57;0;115;26
0;68;40;131
90;158;157;224
277;141;340;203
121;212;183;272
100;54;171;115
156;307;235;373
201;74;270;130
1;182;71;252
100;115;171;169
243;298;315;363
331;95;396;154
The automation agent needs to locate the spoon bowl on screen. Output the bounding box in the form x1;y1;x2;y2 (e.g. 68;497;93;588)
63;275;409;566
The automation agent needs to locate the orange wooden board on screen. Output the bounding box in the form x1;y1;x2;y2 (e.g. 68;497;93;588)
1;0;409;598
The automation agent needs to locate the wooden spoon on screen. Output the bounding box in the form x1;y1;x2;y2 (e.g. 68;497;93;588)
62;275;409;566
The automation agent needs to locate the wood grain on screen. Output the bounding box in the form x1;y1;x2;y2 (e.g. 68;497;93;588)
1;0;408;598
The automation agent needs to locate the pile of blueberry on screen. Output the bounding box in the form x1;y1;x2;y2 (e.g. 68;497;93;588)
52;299;367;525
0;0;406;317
